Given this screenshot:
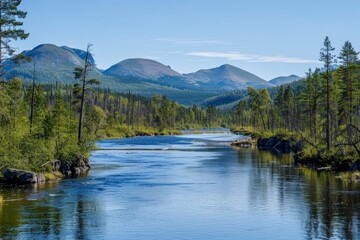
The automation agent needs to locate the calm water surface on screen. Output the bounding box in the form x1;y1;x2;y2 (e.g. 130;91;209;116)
1;131;360;239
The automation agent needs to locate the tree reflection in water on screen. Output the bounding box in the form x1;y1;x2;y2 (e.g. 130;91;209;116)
236;148;360;240
1;145;360;239
0;181;103;239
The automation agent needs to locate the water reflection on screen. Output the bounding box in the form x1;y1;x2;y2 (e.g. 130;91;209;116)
0;134;360;239
0;181;104;239
240;148;360;240
301;169;360;240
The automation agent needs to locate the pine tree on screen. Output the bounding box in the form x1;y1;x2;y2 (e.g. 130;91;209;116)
320;36;336;151
236;100;247;128
248;87;271;130
73;44;100;145
301;68;322;142
275;85;285;127
0;0;29;85
283;86;294;130
338;41;359;136
159;95;170;129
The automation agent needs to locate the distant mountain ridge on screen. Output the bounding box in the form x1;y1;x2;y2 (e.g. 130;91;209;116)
184;64;274;90
103;58;198;90
3;43;298;104
104;58;182;80
4;44;102;82
269;75;302;86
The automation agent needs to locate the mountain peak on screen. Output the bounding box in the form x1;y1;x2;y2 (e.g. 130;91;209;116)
32;43;59;50
104;58;182;80
269;75;301;86
219;64;234;68
185;64;274;91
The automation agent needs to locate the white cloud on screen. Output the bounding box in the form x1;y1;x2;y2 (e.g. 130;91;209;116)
174;40;224;45
146;38;224;45
151;50;183;54
142;56;163;60
187;51;320;64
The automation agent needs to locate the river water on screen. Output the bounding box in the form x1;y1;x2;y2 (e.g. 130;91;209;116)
1;131;360;239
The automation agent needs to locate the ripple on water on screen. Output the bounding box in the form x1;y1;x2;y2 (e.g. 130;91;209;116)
2;132;360;239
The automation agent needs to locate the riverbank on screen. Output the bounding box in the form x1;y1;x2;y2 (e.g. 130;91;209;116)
230;127;299;153
1;155;90;184
4;132;358;239
230;127;360;183
0;127;183;185
100;127;183;139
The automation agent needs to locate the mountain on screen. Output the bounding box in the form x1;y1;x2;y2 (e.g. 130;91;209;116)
269;75;302;86
201;76;307;110
61;46;96;65
103;58;198;89
3;44;214;105
184;64;274;91
4;44;102;82
104;58;182;80
4;44;296;105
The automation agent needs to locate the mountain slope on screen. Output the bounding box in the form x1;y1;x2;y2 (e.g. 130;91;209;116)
103;58;198;89
4;44;102;82
4;44;298;105
269;75;301;86
202;77;307;110
3;44;214;105
184;64;274;91
104;58;182;80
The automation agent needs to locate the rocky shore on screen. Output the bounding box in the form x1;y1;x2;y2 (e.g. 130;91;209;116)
232;131;299;154
1;156;90;185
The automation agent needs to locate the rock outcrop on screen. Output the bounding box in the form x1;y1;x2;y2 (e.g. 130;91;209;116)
231;139;254;148
257;136;294;153
3;169;46;184
2;156;90;185
60;156;90;177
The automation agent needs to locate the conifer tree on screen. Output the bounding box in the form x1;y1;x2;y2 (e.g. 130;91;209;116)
0;0;29;85
283;86;294;130
320;36;336;151
338;41;359;135
73;44;100;145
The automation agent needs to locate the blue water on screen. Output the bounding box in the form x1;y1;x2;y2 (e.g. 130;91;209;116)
1;131;360;239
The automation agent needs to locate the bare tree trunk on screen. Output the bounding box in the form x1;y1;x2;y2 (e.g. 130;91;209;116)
77;45;91;144
258;108;267;130
30;62;36;133
326;70;331;151
0;31;3;89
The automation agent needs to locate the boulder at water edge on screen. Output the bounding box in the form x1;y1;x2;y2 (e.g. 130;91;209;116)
3;168;46;184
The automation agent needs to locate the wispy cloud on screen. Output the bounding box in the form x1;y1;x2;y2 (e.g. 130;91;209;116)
174;40;224;45
185;59;211;62
151;50;183;54
145;38;225;46
187;51;320;64
142;56;163;60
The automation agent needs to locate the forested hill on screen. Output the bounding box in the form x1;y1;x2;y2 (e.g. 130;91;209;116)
269;75;302;86
0;78;230;173
201;79;305;109
3;44;299;106
3;44;212;105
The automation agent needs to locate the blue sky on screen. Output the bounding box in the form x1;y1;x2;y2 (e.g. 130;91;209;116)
17;0;360;80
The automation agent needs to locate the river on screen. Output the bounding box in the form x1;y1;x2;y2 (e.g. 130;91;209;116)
1;130;360;239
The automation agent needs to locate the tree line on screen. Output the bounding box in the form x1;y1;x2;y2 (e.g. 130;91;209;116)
0;75;226;172
233;37;360;161
0;0;230;172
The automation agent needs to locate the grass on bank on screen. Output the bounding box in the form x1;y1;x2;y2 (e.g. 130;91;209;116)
230;126;299;141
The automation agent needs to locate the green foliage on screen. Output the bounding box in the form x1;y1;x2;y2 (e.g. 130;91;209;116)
19;135;54;168
0;77;227;172
230;37;360;165
0;0;29;83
